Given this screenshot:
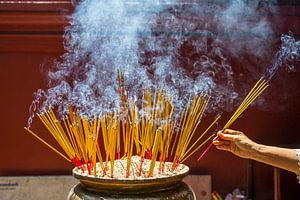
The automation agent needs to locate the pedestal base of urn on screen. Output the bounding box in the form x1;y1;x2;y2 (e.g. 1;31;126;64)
67;182;196;200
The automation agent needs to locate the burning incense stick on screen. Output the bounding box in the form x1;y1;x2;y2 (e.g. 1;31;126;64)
26;71;225;178
197;78;269;161
148;128;162;177
24;127;71;162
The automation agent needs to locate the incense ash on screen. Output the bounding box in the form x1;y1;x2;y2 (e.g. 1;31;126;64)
74;156;189;179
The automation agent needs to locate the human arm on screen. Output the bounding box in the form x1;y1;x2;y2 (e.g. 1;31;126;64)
213;129;300;174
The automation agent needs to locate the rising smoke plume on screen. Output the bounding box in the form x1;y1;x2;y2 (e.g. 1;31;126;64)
28;0;300;127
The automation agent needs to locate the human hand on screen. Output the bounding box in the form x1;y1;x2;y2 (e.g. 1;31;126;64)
213;129;258;159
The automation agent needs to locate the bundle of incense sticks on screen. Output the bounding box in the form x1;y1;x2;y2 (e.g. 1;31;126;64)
25;71;220;178
197;78;269;161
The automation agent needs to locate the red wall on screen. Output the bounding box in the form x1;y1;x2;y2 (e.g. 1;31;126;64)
0;1;299;199
0;1;72;175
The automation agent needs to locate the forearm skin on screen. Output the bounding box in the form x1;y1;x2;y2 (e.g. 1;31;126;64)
250;144;299;174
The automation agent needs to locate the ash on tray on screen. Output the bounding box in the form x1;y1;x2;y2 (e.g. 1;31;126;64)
73;156;189;180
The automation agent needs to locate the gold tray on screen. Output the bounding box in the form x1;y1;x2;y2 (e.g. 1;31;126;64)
72;163;189;194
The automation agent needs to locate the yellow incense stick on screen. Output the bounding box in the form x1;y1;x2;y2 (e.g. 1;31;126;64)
148;129;162;177
24;127;71;162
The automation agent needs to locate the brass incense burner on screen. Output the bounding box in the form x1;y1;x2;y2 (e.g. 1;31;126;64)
68;162;195;199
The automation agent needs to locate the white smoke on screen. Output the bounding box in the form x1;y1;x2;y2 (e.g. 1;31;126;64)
27;0;300;127
264;34;300;81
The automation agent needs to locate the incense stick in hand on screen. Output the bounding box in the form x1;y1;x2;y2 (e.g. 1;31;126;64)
197;135;220;161
198;78;269;161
